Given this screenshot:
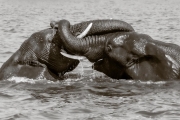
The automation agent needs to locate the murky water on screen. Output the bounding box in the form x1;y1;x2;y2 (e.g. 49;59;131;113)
0;0;180;119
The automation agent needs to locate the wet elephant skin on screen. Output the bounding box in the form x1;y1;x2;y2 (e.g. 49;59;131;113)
0;19;133;80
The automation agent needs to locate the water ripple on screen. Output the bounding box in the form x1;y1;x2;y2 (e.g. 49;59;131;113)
0;0;180;119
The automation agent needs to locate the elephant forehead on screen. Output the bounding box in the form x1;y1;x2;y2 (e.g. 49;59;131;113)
112;34;129;45
33;29;57;42
45;33;55;41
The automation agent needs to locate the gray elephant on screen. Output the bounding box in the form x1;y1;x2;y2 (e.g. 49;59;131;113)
103;32;180;80
0;19;133;80
57;19;180;80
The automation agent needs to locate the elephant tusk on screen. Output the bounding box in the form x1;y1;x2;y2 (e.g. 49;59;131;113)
60;52;86;60
60;22;92;60
77;23;93;38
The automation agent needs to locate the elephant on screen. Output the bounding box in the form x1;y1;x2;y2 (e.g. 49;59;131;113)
105;32;180;80
57;19;180;80
0;19;134;81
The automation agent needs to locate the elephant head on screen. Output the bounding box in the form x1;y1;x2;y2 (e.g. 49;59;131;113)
0;28;80;80
105;32;180;80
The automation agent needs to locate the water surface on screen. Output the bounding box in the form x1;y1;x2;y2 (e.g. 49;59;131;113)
0;0;180;119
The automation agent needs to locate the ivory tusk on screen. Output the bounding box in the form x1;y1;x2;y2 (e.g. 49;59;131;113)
77;23;93;38
60;52;86;60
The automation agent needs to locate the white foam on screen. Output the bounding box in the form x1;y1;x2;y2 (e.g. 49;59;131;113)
120;79;167;85
7;76;38;84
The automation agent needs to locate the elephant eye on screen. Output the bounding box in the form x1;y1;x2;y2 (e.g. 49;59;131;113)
107;45;112;52
75;32;81;36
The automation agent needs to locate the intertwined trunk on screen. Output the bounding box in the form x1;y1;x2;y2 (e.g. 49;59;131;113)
58;19;134;62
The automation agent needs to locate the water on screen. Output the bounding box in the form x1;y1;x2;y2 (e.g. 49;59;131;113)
0;0;180;119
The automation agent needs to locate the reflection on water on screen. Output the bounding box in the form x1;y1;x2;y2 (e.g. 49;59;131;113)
0;0;180;119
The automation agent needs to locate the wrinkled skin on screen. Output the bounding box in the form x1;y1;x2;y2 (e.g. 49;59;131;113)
0;19;133;80
0;29;79;80
58;20;180;80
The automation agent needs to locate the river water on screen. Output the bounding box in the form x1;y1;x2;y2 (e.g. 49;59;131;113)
0;0;180;119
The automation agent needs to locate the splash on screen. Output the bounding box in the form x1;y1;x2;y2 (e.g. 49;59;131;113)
5;75;85;85
120;79;167;85
37;68;46;80
78;59;84;77
7;76;42;84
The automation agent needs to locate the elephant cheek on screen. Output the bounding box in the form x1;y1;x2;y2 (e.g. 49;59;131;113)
107;48;128;66
93;60;104;72
93;59;113;76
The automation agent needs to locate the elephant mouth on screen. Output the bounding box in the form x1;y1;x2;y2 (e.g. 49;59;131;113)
126;58;139;68
47;59;80;80
60;51;103;70
92;59;104;70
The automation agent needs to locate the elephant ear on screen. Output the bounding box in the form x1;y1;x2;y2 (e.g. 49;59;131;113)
145;43;180;78
145;43;166;59
143;43;174;65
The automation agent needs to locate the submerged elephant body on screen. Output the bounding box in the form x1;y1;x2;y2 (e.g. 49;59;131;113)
57;20;180;80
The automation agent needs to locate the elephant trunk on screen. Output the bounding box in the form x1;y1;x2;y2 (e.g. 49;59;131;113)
58;19;134;62
58;20;106;62
70;19;134;36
